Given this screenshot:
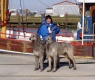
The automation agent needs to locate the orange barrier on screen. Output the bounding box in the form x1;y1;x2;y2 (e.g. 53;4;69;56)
0;37;33;53
0;32;94;58
71;41;94;46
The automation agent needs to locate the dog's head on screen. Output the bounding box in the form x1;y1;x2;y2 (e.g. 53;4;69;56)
46;36;53;44
29;34;37;42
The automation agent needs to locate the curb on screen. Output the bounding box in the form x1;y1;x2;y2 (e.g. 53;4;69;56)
0;49;34;56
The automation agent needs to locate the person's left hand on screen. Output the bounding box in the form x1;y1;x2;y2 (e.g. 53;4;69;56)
50;30;52;34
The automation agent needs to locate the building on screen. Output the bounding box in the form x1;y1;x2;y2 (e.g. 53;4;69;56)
53;0;80;16
76;0;95;39
77;0;94;3
77;0;95;17
9;9;18;16
45;8;53;16
17;9;26;16
77;0;95;23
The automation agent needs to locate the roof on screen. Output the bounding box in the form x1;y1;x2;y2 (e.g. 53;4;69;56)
46;8;53;9
53;0;76;6
77;0;95;3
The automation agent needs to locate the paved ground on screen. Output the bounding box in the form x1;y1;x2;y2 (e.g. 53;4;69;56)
0;53;95;80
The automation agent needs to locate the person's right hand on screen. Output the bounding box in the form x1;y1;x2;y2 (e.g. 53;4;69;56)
57;23;60;27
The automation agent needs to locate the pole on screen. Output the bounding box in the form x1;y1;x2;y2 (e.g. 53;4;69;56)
1;0;9;38
26;9;28;27
20;0;25;38
82;0;85;45
65;13;68;35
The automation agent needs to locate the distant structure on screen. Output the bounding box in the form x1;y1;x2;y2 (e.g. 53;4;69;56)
17;9;26;16
9;9;18;16
9;9;31;16
45;8;53;16
53;0;80;16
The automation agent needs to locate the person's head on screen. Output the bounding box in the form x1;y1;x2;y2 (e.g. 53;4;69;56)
45;15;52;24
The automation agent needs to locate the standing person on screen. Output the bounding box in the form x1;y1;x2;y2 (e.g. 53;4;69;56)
37;15;60;41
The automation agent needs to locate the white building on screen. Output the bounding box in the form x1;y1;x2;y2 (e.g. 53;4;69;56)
45;8;53;16
77;0;95;3
9;9;18;16
53;0;80;16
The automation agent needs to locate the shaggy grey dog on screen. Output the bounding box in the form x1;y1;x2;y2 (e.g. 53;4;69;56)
29;34;46;71
46;36;76;72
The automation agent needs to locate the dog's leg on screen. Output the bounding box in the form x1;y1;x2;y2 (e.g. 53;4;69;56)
71;57;77;70
68;54;77;70
57;55;60;68
52;56;57;72
39;55;44;72
69;59;73;68
47;56;52;72
34;56;39;71
64;53;72;68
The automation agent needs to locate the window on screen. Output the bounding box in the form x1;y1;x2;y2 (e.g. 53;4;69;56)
54;6;57;9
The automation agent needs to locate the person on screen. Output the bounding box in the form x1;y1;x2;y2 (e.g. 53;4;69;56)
37;15;60;41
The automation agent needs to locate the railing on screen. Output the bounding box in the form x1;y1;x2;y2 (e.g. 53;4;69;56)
82;23;95;42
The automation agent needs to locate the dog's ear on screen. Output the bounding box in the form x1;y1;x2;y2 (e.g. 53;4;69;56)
29;37;31;40
33;35;35;37
46;36;50;40
47;36;52;40
29;34;34;40
32;34;36;37
47;37;50;40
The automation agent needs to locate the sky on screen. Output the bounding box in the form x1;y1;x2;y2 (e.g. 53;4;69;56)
9;0;76;11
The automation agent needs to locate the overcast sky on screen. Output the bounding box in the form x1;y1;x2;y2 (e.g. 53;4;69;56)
9;0;76;11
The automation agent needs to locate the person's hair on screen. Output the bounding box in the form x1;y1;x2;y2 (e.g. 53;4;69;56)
45;15;53;23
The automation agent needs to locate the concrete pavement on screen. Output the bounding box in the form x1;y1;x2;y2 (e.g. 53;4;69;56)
0;53;95;80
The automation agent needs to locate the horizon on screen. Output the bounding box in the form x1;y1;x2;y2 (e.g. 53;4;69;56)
9;0;76;11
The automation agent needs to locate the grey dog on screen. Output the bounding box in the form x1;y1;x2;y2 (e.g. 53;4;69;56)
29;34;46;71
46;36;76;72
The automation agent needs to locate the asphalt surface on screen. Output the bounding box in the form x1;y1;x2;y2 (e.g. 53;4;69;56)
0;53;95;80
